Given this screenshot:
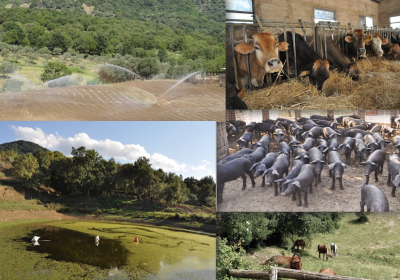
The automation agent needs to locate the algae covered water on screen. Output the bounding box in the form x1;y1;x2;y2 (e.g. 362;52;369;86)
0;220;216;279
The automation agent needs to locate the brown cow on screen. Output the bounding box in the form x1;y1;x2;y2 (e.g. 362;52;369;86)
307;35;360;81
375;33;400;60
226;33;289;91
345;29;367;59
261;254;302;270
365;33;388;57
317;244;329;261
320;267;337;275
291;239;306;252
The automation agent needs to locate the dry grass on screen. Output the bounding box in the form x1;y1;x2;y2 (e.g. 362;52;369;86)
243;57;400;109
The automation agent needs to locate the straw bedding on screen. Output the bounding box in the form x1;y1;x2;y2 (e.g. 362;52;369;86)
242;57;400;109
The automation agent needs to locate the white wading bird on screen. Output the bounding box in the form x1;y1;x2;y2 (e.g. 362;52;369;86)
95;235;100;246
31;236;40;242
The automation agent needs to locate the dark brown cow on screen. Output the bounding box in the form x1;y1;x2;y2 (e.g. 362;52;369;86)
306;35;360;81
261;254;302;270
317;244;329;261
345;29;367;59
320;268;337;275
226;33;289;91
291;239;306;252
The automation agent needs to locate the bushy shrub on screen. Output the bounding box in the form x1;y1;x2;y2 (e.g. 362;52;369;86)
216;237;251;280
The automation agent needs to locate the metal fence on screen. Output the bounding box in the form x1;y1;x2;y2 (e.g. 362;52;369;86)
227;16;400;90
226;110;399;124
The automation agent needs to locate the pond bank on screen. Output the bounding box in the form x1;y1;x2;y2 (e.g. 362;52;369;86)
0;209;216;235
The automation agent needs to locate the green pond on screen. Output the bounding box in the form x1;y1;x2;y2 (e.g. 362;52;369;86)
0;220;216;279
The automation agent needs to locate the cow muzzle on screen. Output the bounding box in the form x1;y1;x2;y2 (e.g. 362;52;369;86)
266;58;282;73
357;48;366;58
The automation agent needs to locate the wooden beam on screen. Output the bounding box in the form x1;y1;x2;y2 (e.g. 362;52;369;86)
228;268;373;280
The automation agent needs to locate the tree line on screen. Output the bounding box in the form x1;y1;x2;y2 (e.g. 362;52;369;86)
0;7;225;74
0;146;215;206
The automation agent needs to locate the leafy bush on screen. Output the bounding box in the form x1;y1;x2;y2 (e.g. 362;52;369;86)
1;79;23;93
216;237;251;280
355;212;369;223
0;172;5;178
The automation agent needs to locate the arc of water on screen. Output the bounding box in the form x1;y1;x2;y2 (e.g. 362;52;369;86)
10;74;37;90
104;63;143;80
157;70;203;101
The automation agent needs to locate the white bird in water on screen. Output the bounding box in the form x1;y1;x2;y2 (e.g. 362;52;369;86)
31;236;40;242
95;235;100;246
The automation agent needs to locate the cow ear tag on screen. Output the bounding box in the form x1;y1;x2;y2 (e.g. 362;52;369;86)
299;70;310;77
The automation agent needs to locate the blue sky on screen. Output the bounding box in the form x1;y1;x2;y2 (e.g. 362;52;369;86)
0;122;216;180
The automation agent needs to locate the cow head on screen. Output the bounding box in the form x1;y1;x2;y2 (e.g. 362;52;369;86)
235;33;289;73
345;29;367;58
290;254;302;270
365;33;388;57
308;59;330;91
346;58;360;81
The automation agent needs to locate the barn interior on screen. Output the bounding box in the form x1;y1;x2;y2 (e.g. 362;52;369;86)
226;0;400;109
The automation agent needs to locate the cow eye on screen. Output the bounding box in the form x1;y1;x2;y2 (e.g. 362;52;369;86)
255;46;260;50
276;44;278;48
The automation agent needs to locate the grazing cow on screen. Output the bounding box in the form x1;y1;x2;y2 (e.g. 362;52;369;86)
226;87;247;109
261;254;302;270
320;268;337;275
330;243;337;258
317;244;329;261
307;35;360;80
226;33;289;91
279;32;330;91
344;29;367;60
217;158;255;204
360;184;389;212
291;239;306;252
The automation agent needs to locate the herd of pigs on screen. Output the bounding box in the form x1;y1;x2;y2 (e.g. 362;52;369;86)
217;114;400;211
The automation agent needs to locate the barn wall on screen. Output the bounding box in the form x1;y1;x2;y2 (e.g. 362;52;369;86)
254;0;379;28
378;0;400;27
217;122;229;159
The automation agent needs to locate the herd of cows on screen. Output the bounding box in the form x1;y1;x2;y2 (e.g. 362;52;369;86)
262;240;338;275
217;114;400;211
226;28;400;109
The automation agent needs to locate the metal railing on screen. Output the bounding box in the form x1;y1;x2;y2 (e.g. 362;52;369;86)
227;16;400;90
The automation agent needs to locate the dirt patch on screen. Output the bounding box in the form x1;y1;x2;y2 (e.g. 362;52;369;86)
82;3;95;15
0;210;77;222
217;128;400;212
0;80;224;121
19;3;29;8
5;4;12;8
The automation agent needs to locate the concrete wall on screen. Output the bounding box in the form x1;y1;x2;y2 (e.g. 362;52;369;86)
378;0;400;27
254;0;379;27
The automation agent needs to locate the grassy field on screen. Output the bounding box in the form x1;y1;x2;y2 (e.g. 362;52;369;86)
0;55;100;90
245;213;400;279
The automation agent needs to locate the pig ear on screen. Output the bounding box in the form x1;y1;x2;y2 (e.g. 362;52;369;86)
323;148;329;154
275;179;283;183
292;181;301;188
360;162;366;165
346;144;351;148
304;155;309;158
294;156;300;160
385;140;391;143
249;163;259;171
278;41;289;52
341;163;347;168
338;144;343;149
235;43;255;55
393;175;400;187
345;35;353;43
371;162;378;166
328;163;335;170
272;170;279;176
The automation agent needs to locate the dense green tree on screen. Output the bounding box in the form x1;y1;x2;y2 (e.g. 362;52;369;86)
137;57;160;78
0;61;19;77
40;61;72;82
11;153;39;188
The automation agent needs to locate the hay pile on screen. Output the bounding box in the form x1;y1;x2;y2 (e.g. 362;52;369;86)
243;57;400;109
